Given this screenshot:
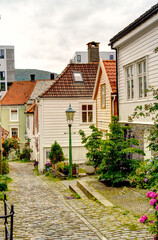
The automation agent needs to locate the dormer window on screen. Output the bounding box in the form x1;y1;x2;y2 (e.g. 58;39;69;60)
73;71;83;83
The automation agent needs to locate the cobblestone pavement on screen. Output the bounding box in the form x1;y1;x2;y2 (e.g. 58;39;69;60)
0;162;153;240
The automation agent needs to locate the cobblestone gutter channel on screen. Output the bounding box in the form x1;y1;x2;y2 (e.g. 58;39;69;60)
0;162;153;239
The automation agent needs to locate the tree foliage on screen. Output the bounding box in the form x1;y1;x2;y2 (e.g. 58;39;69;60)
79;125;103;168
99;116;145;185
49;141;65;164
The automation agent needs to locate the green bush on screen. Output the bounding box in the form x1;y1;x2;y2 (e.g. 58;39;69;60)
99;116;145;186
49;141;65;164
79;125;103;168
129;158;158;189
20;139;33;161
2;160;9;174
0;182;7;191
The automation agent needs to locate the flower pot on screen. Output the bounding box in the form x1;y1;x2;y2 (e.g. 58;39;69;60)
85;165;95;175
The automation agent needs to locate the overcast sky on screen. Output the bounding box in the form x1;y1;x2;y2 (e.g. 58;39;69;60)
0;0;157;74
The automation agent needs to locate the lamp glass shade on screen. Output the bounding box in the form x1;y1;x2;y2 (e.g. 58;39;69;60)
66;104;76;123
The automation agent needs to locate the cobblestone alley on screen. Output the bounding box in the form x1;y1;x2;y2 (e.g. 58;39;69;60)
0;162;153;240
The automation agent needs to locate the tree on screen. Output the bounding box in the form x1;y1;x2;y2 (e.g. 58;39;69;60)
79;125;103;168
2;138;20;159
99;116;145;186
49;141;65;164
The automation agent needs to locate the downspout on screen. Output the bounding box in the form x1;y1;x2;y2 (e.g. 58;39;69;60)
111;45;119;117
112;95;116;116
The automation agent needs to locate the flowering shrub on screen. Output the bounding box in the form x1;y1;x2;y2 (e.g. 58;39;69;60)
140;191;158;239
129;158;158;189
45;162;52;169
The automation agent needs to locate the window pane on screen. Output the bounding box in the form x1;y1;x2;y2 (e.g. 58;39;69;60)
138;63;142;74
11;110;17;121
127;80;130;99
1;82;5;91
131;66;133;76
77;55;81;62
0;72;5;80
127;68;130;77
88;112;93;122
131;79;134;99
82;105;87;110
144;76;147;97
144;61;146;72
82;112;87;122
11;128;18;138
139;77;142;98
88;105;92;110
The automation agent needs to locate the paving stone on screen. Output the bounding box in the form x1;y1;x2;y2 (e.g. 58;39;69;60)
0;162;153;239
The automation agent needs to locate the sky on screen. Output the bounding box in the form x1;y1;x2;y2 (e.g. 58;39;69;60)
0;0;157;74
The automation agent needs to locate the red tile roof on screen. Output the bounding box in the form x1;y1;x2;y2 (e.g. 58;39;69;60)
1;127;9;140
103;60;116;93
25;102;36;113
40;63;98;98
1;81;36;106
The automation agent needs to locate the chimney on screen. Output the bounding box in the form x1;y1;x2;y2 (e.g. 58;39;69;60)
87;41;100;63
30;74;35;82
50;73;54;80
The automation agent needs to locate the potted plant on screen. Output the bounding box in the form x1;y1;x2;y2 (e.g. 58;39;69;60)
49;141;65;169
72;163;79;175
45;162;52;172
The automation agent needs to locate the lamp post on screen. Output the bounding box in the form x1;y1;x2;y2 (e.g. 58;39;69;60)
65;104;76;178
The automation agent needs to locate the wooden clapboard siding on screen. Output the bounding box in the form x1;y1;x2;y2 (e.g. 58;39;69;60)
38;98;96;169
96;71;112;131
116;19;158;123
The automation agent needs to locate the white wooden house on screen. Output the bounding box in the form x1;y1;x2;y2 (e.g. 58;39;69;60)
109;3;158;158
38;61;98;171
93;59;117;135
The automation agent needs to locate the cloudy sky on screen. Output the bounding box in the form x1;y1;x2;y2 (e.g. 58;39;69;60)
0;0;157;74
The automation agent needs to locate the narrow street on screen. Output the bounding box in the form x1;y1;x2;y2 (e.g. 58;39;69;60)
0;162;152;240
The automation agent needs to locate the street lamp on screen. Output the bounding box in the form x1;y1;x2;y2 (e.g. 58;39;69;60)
65;104;76;178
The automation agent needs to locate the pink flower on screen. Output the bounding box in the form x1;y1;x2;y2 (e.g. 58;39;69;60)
146;191;153;198
139;215;148;223
150;199;157;206
156;205;158;211
150;192;158;198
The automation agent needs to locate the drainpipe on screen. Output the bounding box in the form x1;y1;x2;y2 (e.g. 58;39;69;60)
112;95;116;116
111;45;119;117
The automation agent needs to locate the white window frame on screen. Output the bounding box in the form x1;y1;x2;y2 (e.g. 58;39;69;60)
10;125;19;139
101;84;106;109
10;108;19;122
80;103;94;124
124;56;148;101
136;58;147;99
125;64;134;101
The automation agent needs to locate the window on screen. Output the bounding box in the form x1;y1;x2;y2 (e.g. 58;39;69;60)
11;128;18;138
77;55;81;62
0;82;5;91
27;115;30;129
82;104;93;123
0;72;5;80
109;55;114;60
0;49;4;59
101;84;106;108
73;71;83;82
126;65;134;100
137;60;147;98
10;109;18;121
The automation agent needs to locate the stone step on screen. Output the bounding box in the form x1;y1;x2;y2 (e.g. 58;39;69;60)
77;180;113;207
69;183;88;199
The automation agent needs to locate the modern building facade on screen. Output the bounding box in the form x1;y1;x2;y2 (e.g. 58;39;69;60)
0;46;15;98
70;42;116;63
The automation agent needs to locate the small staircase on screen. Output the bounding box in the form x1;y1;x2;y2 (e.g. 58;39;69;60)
69;179;113;207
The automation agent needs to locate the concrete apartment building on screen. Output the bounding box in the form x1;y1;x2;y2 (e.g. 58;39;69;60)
0;46;15;98
71;42;116;63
